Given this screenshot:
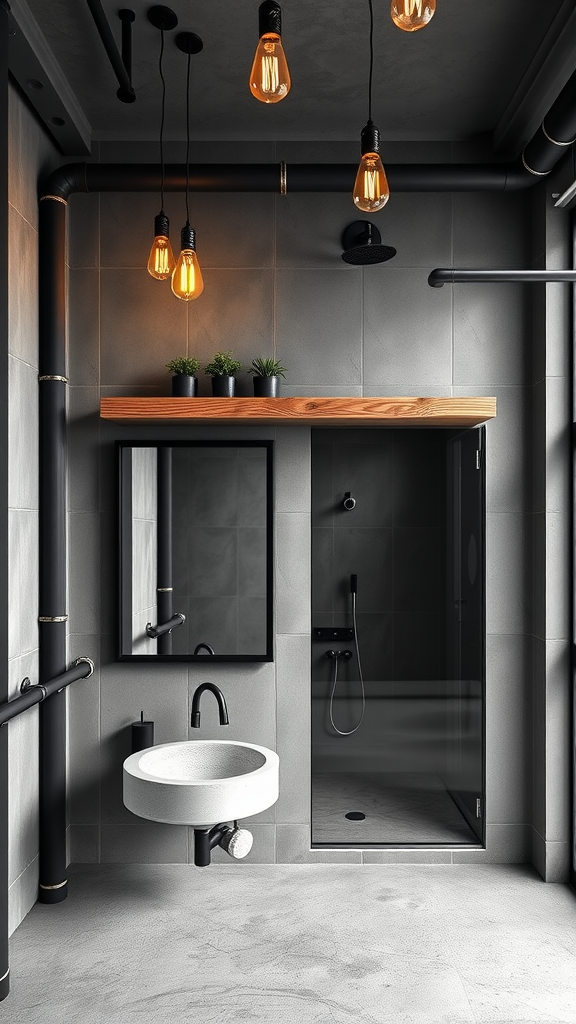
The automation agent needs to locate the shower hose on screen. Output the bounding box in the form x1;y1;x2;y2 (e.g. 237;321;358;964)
329;590;366;736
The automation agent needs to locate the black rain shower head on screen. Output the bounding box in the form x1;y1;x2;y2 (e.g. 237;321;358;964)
341;221;396;265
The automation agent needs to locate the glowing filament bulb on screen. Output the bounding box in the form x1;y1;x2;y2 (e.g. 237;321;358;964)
353;123;390;213
171;223;204;301
250;2;290;103
391;0;436;32
147;212;175;280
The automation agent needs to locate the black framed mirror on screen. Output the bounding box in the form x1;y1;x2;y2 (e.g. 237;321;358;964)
118;440;274;661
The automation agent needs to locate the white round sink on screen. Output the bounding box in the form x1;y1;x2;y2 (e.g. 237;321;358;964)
123;740;279;828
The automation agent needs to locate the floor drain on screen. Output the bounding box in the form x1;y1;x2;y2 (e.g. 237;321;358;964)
345;811;366;820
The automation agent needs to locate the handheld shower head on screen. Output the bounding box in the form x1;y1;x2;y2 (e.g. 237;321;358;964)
341;221;396;266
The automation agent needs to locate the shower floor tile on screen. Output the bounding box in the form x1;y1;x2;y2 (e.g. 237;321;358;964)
312;771;478;845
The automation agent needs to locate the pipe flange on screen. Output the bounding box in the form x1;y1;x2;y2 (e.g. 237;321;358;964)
20;677;47;699
73;656;95;679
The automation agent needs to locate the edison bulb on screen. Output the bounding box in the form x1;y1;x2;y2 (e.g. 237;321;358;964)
250;34;290;103
391;0;436;32
147;212;175;280
147;235;175;280
171;223;204;301
353;152;389;213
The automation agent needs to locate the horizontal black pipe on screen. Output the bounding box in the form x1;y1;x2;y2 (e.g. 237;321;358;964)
0;660;93;727
193;825;228;867
86;0;135;102
42;161;535;202
146;612;185;639
428;268;576;287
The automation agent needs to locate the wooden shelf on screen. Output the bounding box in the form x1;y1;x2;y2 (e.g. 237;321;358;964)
100;396;496;427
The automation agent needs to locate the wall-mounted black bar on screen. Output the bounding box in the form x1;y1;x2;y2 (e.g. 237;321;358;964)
0;659;94;728
86;0;136;103
146;612;185;639
428;268;576;287
157;447;173;656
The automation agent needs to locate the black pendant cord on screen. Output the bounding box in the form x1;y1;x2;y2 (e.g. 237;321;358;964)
158;27;167;211
185;50;191;225
367;0;374;123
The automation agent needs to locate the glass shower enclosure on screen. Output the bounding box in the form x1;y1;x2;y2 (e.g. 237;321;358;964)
311;426;485;847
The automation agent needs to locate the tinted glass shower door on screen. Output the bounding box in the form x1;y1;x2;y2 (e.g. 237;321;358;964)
311;426;485;847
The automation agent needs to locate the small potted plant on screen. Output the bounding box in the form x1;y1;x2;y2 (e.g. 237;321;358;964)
166;356;200;397
248;356;287;397
204;350;242;397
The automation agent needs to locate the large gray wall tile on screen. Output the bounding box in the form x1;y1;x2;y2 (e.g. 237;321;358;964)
453;283;531;386
454;386;528;514
276;269;362;386
8;510;39;660
276;635;311;824
276;824;361;862
101;823;187;863
275;427;311;513
485;635;531;825
276;513;311;634
364;269;452;387
68;635;100;826
8;207;38;366
68;270;100;386
68;512;101;635
453;193;529;268
68;388;100;513
486;513;531;636
543;641;570;843
9;355;39;511
8;707;39;886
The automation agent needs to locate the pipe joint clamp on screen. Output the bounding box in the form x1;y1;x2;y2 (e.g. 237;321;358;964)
73;656;95;679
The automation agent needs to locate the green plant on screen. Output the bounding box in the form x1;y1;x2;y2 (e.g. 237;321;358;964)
165;356;200;376
204;350;242;377
247;356;287;378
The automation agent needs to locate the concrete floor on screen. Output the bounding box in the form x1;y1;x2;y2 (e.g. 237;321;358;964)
6;863;576;1023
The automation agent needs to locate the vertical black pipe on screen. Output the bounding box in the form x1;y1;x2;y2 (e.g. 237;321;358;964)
157;447;173;656
0;0;10;999
38;195;68;904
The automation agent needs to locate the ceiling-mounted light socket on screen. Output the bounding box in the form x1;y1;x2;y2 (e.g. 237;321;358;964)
259;0;282;36
180;223;196;251
360;120;380;155
175;32;204;55
147;5;178;31
154;211;170;237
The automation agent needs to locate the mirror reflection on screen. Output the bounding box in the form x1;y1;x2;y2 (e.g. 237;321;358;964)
119;441;273;661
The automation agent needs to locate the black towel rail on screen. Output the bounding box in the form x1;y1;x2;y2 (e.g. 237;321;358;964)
0;658;94;728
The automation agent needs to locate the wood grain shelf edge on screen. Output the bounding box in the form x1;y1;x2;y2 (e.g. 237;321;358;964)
100;396;497;427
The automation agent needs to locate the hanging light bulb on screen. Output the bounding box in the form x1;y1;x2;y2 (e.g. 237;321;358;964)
353;0;389;213
148;211;175;279
171;223;204;300
353;121;389;212
249;1;290;103
172;33;204;302
391;0;436;32
146;7;178;280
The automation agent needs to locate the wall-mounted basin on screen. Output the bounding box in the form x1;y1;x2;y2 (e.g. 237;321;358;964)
123;739;279;828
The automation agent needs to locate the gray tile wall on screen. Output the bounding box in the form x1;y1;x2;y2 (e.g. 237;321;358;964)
7;84;61;933
61;140;570;872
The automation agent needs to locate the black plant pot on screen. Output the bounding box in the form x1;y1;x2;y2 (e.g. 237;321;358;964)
253;375;280;397
171;374;198;397
211;375;236;397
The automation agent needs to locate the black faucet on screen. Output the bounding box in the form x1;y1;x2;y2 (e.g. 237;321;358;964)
193;643;215;656
191;683;229;728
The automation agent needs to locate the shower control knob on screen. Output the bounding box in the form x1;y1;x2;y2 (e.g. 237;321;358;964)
343;492;356;510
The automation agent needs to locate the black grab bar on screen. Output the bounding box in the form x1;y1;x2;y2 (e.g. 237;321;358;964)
0;657;94;727
146;612;185;639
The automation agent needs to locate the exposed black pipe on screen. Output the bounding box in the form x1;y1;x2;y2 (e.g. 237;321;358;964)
0;660;95;728
156;447;173;656
86;0;136;103
428;269;576;287
43;161;532;201
38;194;69;906
145;612;185;639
